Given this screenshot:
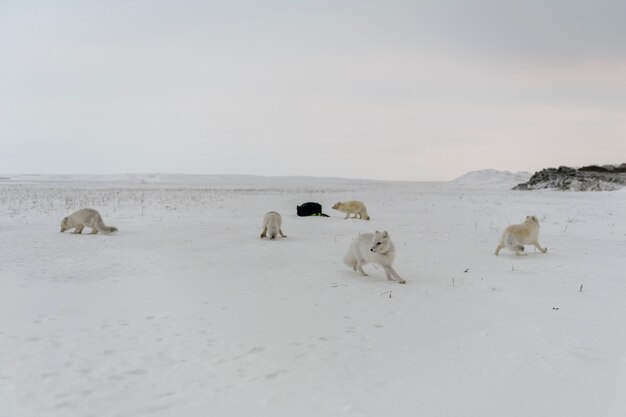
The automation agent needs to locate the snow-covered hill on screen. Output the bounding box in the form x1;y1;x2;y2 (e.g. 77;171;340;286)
451;169;531;189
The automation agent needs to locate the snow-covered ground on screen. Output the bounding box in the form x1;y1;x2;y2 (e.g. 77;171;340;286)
1;174;625;417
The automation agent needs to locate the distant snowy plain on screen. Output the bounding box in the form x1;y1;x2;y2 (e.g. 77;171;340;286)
1;173;625;417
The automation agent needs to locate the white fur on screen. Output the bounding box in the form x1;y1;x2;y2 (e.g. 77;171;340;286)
260;211;286;239
332;200;370;220
60;208;117;235
495;215;547;256
343;231;406;284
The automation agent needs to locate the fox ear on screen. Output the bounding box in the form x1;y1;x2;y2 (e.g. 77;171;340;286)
383;231;388;238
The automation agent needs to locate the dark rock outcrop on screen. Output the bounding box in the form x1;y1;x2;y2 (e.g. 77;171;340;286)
513;164;626;191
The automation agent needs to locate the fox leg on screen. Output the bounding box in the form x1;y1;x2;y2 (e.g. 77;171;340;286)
383;267;394;281
383;265;406;284
279;229;287;238
515;245;526;256
348;250;358;271
356;260;368;276
532;241;547;253
260;227;267;239
344;213;350;219
90;228;99;234
495;244;502;256
72;225;84;234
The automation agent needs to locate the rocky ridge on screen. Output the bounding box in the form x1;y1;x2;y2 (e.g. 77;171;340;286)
513;164;626;191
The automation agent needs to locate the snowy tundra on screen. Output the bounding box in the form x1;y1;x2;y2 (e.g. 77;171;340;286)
0;173;625;417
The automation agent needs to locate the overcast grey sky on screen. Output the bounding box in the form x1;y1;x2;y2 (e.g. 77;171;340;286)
1;0;625;180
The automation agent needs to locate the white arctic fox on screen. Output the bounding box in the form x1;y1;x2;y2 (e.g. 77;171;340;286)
495;215;547;256
343;231;406;284
260;211;286;239
332;200;370;220
60;208;118;234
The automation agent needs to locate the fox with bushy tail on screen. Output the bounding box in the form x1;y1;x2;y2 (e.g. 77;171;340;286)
260;211;286;239
495;215;546;256
343;231;406;284
60;209;118;234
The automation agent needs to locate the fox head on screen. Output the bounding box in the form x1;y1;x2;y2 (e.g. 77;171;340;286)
60;217;69;232
332;202;341;209
370;230;391;253
525;215;539;226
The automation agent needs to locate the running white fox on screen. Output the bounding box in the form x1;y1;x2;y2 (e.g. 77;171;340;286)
60;208;118;234
260;211;286;239
343;231;406;284
332;200;370;220
495;215;547;256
